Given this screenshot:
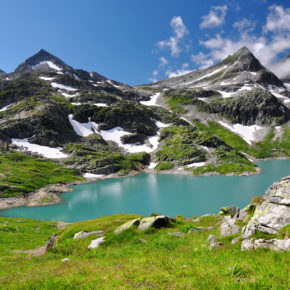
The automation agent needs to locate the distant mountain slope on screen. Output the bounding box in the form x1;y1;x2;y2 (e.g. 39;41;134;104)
0;47;289;188
150;47;285;92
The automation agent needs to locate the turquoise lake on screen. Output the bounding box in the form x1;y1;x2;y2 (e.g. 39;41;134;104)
1;160;290;222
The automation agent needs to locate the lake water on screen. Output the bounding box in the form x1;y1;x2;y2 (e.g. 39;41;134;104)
1;160;290;222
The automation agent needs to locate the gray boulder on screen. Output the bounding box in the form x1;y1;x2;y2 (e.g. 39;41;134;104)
88;237;105;249
114;215;175;234
219;206;240;216
242;176;290;239
241;238;290;251
220;215;241;237
73;230;104;239
137;215;175;231
207;235;223;249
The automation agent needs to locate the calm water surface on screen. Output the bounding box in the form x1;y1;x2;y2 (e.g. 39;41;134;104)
1;160;290;222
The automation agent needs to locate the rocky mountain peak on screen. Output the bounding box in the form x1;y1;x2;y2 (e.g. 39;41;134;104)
229;46;264;72
0;69;5;76
14;49;73;74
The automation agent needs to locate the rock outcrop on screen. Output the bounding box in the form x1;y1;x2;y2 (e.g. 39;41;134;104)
241;176;290;251
242;176;290;238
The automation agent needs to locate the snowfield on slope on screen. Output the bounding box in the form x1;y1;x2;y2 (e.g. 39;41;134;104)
218;121;262;145
140;93;161;106
68;114;170;153
11;138;68;159
51;82;77;91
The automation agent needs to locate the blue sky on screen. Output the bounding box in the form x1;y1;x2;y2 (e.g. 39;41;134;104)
0;0;289;85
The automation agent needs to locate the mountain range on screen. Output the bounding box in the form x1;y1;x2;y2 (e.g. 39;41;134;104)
0;46;289;197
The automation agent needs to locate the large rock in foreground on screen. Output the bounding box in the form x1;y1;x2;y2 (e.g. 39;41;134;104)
242;176;290;239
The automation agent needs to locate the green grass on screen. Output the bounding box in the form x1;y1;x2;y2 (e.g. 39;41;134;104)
155;162;175;171
63;143;149;175
155;126;206;166
0;214;289;289
0;149;84;198
195;121;290;158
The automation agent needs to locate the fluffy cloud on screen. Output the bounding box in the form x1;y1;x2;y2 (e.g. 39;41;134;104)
166;68;192;78
264;5;290;33
200;5;228;29
159;57;169;67
194;5;290;78
157;16;189;57
233;18;256;32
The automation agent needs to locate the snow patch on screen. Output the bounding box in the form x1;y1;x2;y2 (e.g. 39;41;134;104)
0;104;11;112
83;173;104;179
140;93;161;106
185;162;206;168
93;103;108;107
284;83;290;91
218;121;262;145
60;91;78;98
217;91;235;98
73;73;80;81
39;76;55;81
68;115;99;137
11;138;67;159
148;162;157;169
35;61;62;71
238;84;253;91
51;82;77;91
193;65;227;83
271;91;290;104
68;116;169;153
106;80;121;88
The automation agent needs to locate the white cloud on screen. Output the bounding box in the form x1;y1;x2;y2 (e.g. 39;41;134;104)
271;57;290;78
233;18;256;32
159;57;169;67
149;77;158;83
195;5;290;73
166;68;192;78
157;16;189;57
153;70;159;76
182;63;189;68
191;52;215;68
264;5;290;33
200;5;228;29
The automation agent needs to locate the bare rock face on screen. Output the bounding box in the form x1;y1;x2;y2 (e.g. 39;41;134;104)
242;176;290;239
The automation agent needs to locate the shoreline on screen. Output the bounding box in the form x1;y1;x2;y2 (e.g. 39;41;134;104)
0;157;288;211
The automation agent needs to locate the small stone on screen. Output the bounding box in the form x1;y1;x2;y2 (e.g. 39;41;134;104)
194;248;198;252
219;206;240;216
188;228;199;233
231;237;240;244
62;258;70;262
168;232;184;238
207;234;218;243
208;241;223;249
17;220;23;223
182;265;187;268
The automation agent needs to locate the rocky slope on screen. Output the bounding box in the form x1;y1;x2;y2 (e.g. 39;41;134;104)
0;47;289;198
